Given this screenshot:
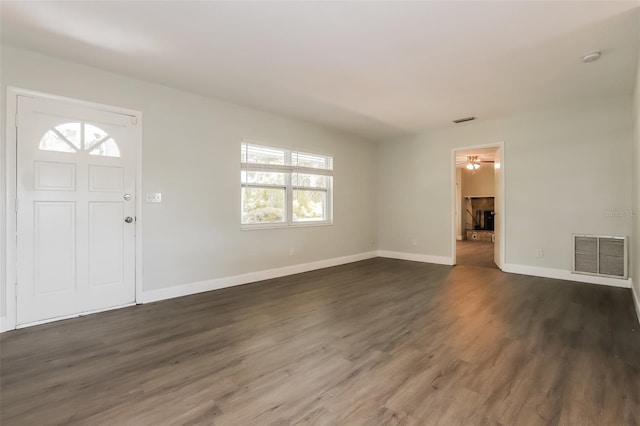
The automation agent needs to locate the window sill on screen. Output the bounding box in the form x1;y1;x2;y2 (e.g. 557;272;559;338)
241;221;334;231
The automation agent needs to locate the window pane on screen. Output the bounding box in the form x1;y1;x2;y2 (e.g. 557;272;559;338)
292;152;332;170
242;187;286;224
243;144;285;165
293;190;327;222
241;171;285;185
292;173;329;189
89;138;121;157
239;142;333;227
39;130;77;153
55;123;81;149
84;123;109;150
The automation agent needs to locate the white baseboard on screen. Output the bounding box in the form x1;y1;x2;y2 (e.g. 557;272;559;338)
6;252;635;331
632;282;640;325
376;250;454;266
501;263;632;289
142;251;378;304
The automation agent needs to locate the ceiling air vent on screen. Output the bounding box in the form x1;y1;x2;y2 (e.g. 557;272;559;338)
453;117;476;124
573;235;627;279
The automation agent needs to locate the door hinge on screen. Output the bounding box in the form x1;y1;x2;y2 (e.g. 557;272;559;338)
131;116;138;125
15;113;19;128
15;198;19;213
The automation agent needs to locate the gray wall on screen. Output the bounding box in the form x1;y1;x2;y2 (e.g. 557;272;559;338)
377;96;634;271
0;47;378;316
1;44;637;323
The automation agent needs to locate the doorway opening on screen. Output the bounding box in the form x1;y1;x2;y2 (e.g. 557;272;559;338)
451;144;504;269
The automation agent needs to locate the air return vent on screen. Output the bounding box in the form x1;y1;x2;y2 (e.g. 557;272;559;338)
573;235;628;279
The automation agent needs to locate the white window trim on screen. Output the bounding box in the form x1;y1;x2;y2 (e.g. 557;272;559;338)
240;142;333;229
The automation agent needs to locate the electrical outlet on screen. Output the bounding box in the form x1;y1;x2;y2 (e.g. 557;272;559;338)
288;247;295;256
536;248;544;258
145;192;162;203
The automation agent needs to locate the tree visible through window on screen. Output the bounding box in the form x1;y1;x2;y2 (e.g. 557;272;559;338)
241;142;333;227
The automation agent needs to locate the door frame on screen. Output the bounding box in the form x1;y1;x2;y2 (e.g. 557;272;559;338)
3;87;143;331
451;141;505;268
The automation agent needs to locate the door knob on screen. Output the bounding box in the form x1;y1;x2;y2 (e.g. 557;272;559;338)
124;217;134;223
123;194;132;201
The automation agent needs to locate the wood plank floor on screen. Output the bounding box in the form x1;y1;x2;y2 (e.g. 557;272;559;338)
1;258;639;425
456;240;497;269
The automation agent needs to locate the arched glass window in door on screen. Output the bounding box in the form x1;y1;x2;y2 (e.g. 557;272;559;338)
39;122;121;158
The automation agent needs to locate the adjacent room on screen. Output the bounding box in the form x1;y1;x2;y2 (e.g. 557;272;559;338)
1;1;639;424
455;147;498;269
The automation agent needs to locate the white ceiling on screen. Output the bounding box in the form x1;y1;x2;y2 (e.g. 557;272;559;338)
1;1;638;141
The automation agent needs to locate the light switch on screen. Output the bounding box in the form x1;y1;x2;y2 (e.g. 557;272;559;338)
145;192;162;203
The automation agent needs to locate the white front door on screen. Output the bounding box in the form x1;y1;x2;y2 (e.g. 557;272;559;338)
493;146;503;270
16;95;137;325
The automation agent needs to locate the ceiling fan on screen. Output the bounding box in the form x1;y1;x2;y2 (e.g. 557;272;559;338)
463;155;494;174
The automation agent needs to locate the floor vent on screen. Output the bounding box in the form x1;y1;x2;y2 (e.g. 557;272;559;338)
573;235;628;279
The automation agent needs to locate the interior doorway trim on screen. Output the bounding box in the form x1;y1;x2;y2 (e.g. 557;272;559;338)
2;87;143;332
451;141;505;268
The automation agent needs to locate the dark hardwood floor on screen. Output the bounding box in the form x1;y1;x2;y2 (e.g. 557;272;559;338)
456;240;497;269
1;258;639;425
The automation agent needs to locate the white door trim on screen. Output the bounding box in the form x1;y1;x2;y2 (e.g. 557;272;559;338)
2;87;143;332
450;141;505;268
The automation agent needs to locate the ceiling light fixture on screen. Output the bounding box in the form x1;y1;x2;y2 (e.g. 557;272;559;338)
466;156;480;173
581;51;601;63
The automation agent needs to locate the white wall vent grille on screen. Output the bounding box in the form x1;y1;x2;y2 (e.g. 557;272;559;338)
573;235;628;279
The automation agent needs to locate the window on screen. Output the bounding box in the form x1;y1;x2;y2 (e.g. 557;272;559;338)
39;122;120;157
241;142;333;227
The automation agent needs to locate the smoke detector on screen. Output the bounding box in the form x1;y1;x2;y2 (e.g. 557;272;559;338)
453;116;476;124
581;52;601;63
